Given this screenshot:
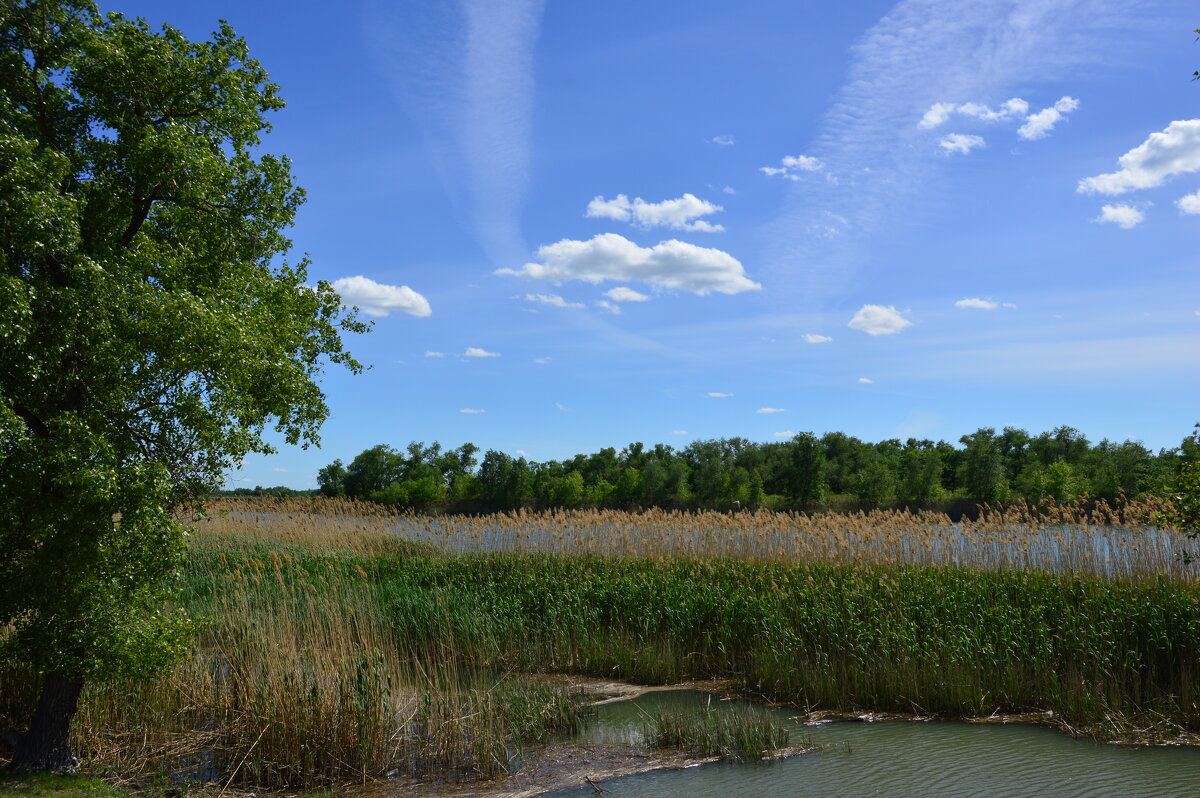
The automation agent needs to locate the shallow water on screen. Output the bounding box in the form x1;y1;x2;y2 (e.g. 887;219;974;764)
546;690;1200;797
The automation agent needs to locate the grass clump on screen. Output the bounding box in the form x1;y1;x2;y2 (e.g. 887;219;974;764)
0;775;124;798
644;704;791;761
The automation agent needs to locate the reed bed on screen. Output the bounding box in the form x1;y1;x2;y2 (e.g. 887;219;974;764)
644;703;793;761
5;496;1199;788
203;496;1192;579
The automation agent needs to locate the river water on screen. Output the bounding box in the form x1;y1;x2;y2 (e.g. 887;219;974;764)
543;690;1200;797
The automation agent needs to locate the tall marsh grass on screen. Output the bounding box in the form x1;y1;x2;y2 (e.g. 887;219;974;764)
3;496;1198;788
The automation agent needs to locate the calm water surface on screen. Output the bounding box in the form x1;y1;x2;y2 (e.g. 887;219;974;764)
546;690;1200;798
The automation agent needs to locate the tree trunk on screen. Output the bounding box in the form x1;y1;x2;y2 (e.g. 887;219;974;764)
9;670;85;774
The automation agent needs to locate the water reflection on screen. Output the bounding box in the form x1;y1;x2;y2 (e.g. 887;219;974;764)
546;690;1200;798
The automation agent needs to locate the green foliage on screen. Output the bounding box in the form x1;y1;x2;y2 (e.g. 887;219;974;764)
0;0;361;687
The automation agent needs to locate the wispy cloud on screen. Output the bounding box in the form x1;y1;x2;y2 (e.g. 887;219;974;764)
938;133;985;154
459;408;486;414
425;350;446;357
364;0;544;266
525;293;585;309
707;392;733;398
773;430;795;438
708;135;735;146
858;377;875;384
671;429;689;436
763;0;1135;296
756;407;786;414
803;333;832;343
462;347;500;358
604;286;650;303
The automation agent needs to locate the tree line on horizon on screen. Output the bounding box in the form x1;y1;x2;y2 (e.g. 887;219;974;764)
288;426;1200;513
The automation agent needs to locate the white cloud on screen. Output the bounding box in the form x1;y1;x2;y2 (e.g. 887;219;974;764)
761;154;824;180
955;298;998;310
332;276;431;318
586;193;725;232
1179;192;1200;214
707;392;733;398
918;102;957;129
270;467;289;473
756;407;786;414
463;347;500;358
1017;96;1079;140
671;429;688;436
533;357;550;364
773;430;795;438
803;333;832;344
497;233;761;295
595;300;622;315
858;377;875;384
920;98;1029;128
848;304;911;336
722;186;736;195
425;350;446;357
555;402;567;411
1094;204;1145;229
459;408;486;414
709;135;735;146
604;286;650;302
516;449;527;456
525;293;584;308
939;133;985;154
1078;120;1200;195
919;96;1075;141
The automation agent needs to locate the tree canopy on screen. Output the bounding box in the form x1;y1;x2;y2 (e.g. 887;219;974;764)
0;0;363;772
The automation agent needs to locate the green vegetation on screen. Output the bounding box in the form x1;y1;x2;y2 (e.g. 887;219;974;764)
644;704;792;761
0;775;124;798
317;425;1194;513
5;500;1199;787
0;0;362;772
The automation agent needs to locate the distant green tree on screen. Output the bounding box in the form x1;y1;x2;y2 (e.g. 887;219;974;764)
783;433;825;505
959;428;1010;505
317;458;348;497
0;0;363;773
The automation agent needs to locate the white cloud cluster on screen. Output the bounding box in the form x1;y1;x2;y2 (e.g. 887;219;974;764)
761;154;824;180
586;193;725;232
332;276;431;318
525;293;584;309
497;233;761;295
919;98;1028;128
604;286;649;302
919;96;1078;142
773;430;795;438
1017;96;1080;140
756;407;786;414
1078;120;1200;195
1178;191;1200;215
803;333;832;344
463;347;500;358
939;133;985;155
1095;204;1145;229
848;304;911;336
954;297;1015;310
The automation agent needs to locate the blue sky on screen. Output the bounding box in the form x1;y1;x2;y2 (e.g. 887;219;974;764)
114;1;1198;488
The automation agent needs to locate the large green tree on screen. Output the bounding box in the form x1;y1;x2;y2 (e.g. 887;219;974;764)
0;0;363;772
